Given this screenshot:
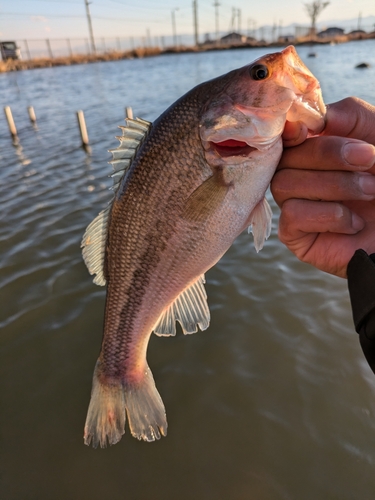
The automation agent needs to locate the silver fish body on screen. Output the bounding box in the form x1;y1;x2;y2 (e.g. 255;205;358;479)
81;46;326;447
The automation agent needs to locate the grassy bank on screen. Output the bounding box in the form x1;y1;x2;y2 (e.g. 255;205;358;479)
1;33;374;73
0;47;167;73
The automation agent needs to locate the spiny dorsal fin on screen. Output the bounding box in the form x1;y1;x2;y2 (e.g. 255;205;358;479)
81;117;152;286
153;275;210;336
109;117;151;192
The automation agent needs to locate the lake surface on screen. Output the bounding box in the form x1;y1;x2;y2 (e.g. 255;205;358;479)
1;40;375;500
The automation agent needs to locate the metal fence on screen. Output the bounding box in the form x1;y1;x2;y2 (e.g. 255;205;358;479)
12;23;375;60
15;35;194;60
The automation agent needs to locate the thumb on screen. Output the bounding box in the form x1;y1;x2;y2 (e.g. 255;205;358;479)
282;120;308;147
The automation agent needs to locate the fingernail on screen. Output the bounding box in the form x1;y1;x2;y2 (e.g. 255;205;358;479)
352;213;365;231
359;174;375;195
343;142;375;168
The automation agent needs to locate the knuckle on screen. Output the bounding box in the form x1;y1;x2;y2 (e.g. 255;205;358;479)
270;170;287;200
315;136;344;167
279;199;299;225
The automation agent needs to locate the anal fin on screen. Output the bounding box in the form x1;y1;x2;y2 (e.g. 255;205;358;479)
153;275;210;336
248;197;273;252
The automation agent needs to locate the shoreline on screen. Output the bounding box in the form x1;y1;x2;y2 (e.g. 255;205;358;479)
1;33;374;73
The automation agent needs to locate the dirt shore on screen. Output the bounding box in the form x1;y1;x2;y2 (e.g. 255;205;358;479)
1;33;373;73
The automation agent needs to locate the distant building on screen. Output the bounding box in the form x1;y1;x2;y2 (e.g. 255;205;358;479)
202;33;215;45
317;27;345;38
348;30;367;38
278;35;295;43
220;32;247;44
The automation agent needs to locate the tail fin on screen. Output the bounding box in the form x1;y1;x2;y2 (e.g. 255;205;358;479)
84;361;167;448
125;367;167;442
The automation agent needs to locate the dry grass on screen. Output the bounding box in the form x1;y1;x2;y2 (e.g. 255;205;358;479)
0;47;164;73
1;33;374;73
290;31;375;46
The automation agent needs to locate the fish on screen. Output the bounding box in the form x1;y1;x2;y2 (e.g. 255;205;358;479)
81;45;326;448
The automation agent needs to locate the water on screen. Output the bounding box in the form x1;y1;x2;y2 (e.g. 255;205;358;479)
1;40;375;499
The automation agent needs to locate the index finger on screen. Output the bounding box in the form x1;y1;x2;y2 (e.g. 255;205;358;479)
278;136;375;172
323;97;375;143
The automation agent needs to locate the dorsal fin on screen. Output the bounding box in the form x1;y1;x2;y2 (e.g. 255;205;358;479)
109;117;151;193
153;275;210;336
81;117;152;286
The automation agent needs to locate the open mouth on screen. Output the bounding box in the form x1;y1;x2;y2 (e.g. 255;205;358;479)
210;139;258;158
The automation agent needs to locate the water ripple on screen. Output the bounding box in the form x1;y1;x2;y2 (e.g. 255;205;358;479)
2;41;375;500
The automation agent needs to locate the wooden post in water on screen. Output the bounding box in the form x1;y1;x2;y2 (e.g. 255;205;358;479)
27;106;37;124
76;110;89;148
125;107;133;119
4;106;18;142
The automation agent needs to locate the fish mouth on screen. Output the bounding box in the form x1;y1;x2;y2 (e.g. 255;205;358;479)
209;139;258;158
287;91;326;134
281;46;326;133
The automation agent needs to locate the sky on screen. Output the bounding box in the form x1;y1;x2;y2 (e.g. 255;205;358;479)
1;0;374;42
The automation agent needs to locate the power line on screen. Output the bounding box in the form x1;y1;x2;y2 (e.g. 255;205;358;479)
1;11;166;22
107;0;175;8
1;12;83;18
18;0;81;3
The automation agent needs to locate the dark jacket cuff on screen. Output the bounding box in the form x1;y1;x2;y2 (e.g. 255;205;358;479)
347;249;375;374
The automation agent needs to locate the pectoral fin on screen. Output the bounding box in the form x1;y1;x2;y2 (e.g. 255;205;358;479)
183;175;229;223
248;197;273;252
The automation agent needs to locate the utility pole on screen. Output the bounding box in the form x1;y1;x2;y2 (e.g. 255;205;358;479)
171;8;179;47
237;8;241;32
231;7;235;31
278;19;283;40
84;0;96;53
193;0;199;46
213;1;220;42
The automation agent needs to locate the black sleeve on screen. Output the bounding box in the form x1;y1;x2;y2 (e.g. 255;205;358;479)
347;249;375;375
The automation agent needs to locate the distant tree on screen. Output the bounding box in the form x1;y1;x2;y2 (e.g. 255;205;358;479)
304;1;330;35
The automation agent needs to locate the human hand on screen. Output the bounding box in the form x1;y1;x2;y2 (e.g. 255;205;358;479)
271;97;375;278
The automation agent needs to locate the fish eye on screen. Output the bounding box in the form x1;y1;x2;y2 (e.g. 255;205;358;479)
249;64;269;81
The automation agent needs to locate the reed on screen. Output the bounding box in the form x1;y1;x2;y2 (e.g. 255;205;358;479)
0;47;164;73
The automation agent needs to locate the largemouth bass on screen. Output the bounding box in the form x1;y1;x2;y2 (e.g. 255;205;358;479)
82;46;325;448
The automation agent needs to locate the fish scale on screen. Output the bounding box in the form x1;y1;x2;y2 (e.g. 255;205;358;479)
82;46;326;447
101;103;205;379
